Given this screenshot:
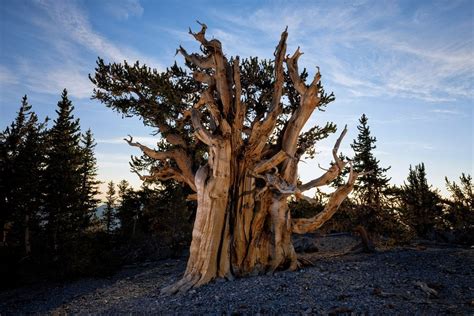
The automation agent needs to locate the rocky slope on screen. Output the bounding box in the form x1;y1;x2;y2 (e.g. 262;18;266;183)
1;235;473;314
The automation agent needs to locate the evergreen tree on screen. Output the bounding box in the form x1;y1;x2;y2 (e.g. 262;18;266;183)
78;129;101;230
117;180;131;202
43;89;83;253
0;96;47;255
103;181;117;233
351;114;391;208
445;173;473;210
116;183;141;238
400;163;442;238
444;173;473;243
1;96;32;236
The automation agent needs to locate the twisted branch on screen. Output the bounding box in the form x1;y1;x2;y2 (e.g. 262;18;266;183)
292;162;371;234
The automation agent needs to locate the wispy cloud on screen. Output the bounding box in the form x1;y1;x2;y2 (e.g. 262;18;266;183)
385;141;435;151
103;0;144;20
0;65;18;85
211;1;473;103
430;109;461;115
11;0;161;99
20;61;93;99
34;0;157;65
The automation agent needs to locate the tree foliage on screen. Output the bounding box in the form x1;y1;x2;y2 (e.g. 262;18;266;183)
43;89;85;253
0;96;47;255
351;114;391;207
104;181;117;234
79;129;101;229
0;92;103;287
443;173;474;243
399;163;443;238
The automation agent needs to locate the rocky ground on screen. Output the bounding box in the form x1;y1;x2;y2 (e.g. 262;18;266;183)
1;235;473;315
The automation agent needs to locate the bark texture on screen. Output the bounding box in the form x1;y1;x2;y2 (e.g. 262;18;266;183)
125;24;366;293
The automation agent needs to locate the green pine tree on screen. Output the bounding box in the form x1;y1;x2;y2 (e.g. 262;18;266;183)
444;173;473;243
116;182;141;238
103;181;117;233
78;129;101;230
0;96;47;255
43;89;83;253
351;114;391;208
117;179;131;202
400;163;443;238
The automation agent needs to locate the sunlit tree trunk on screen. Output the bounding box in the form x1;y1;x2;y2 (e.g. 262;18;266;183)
92;23;370;294
142;24;367;294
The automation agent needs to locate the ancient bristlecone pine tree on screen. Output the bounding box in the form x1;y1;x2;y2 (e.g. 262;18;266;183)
91;23;368;293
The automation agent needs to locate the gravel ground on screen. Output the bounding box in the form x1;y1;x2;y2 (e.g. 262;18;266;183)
1;236;473;315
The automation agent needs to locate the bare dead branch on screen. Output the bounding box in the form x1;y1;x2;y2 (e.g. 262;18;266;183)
253;151;291;174
191;108;214;146
294;189;320;204
233;56;245;131
194;89;232;136
247;28;288;157
333;125;348;170
125;135;196;191
298;165;340;192
124;135;170;160
308;66;321;92
193;71;216;87
177;46;215;69
189;21;208;46
293;171;355;234
298;127;348;192
285;47;306;95
249;169;296;196
270;28;288;113
318;163;330;172
292;162;371;234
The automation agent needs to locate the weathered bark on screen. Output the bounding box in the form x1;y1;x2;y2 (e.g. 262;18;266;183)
126;24;367;294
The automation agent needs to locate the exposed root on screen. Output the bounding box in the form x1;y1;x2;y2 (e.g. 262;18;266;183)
297;256;315;267
161;273;201;295
351;225;376;253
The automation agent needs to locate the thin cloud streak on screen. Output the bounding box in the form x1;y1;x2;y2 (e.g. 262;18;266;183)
103;0;144;20
12;0;162;99
0;65;19;85
431;109;462;115
212;2;473;103
34;0;159;65
21;62;93;99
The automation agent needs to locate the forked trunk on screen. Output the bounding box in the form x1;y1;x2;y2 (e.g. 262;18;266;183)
164;153;298;294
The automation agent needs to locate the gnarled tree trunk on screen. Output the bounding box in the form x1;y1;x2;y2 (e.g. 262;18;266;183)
122;24;368;294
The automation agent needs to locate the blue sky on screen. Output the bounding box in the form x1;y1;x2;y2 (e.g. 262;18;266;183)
0;0;472;197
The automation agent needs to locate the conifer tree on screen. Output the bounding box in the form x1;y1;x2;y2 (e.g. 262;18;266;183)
0;96;47;255
351;114;391;208
103;181;117;233
117;180;131;202
400;163;442;238
43;89;83;253
444;173;473;242
78;129;101;229
116;181;141;238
